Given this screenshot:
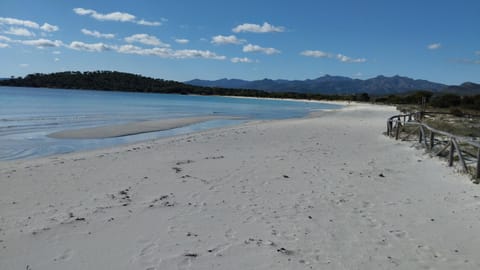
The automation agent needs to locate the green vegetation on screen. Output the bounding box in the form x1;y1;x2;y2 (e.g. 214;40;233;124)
373;91;480;112
0;71;351;101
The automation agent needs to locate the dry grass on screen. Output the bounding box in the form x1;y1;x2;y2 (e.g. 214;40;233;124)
397;105;480;138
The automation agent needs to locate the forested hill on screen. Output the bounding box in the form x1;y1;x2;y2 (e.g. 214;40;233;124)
0;71;337;99
0;71;198;93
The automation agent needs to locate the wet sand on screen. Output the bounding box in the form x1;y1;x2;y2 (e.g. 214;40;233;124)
48;116;233;139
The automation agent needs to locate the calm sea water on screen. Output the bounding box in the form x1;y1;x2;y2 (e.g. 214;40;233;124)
0;86;341;160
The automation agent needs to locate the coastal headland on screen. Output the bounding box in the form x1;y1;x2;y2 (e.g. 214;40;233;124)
1;103;479;270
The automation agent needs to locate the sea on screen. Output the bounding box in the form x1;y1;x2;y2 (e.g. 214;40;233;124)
0;86;342;160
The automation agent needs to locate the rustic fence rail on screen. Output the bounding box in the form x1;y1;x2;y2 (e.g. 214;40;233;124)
386;111;480;183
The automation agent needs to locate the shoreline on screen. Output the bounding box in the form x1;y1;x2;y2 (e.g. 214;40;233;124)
46;98;350;141
2;102;478;269
0;101;363;164
47;116;240;140
1;86;348;161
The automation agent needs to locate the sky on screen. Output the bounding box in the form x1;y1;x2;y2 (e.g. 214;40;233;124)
0;0;479;85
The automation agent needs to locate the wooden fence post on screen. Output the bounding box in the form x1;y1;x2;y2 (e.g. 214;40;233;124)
429;132;435;150
386;112;480;182
476;148;480;184
395;122;400;140
448;139;454;167
452;138;467;172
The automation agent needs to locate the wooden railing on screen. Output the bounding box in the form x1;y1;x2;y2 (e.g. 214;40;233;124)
386;112;480;183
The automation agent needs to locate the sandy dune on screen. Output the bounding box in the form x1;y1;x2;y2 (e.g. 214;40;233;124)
1;103;479;270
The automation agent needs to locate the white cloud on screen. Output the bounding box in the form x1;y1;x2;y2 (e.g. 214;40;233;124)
231;57;253;63
173;49;226;60
117;44;143;53
73;7;162;26
125;34;170;47
427;43;441;50
300;50;330;58
0;17;39;28
211;35;245;45
69;41;113;52
21;38;63;48
81;28;115;39
4;27;35;37
0;43;9;48
301;49;366;63
0;35;11;42
73;8;135;22
0;17;59;32
54;57;60;62
52;50;61;54
72;8;93;16
233;22;285;33
40;23;59;32
117;44;225;60
137;19;162;26
19;63;29;68
243;44;280;55
175;38;189;44
336;53;366;63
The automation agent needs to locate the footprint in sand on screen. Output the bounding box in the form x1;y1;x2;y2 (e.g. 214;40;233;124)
364;215;383;229
414;244;446;265
242;215;257;224
133;241;162;268
139;243;157;257
224;228;237;240
389;229;407;239
53;249;73;262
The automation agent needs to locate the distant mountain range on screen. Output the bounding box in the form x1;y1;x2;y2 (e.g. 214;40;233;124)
1;72;479;96
186;75;448;95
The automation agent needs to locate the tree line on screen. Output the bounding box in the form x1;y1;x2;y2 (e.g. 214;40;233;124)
0;71;364;101
1;71;478;111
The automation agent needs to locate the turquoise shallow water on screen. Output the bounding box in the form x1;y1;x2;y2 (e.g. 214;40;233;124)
0;86;341;160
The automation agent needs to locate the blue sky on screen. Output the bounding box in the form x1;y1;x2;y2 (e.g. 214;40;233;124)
0;0;478;84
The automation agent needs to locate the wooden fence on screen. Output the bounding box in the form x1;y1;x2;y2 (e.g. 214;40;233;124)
386;111;480;183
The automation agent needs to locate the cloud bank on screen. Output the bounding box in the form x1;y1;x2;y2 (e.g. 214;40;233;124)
73;8;162;26
4;27;35;37
21;38;63;48
0;17;59;32
117;44;226;60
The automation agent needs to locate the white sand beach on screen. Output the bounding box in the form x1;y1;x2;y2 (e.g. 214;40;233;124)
1;103;479;270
